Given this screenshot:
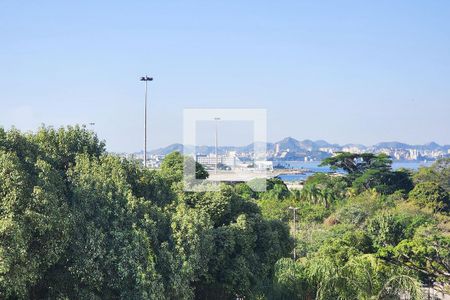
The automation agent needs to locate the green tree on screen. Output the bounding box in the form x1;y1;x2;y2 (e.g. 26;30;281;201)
259;178;291;201
273;258;314;299
320;152;391;176
367;212;407;248
321;152;413;195
160;152;208;187
162;204;214;299
122;159;175;206
381;228;450;285
30;125;105;170
0;151;71;298
66;154;165;298
414;158;450;192
408;182;450;213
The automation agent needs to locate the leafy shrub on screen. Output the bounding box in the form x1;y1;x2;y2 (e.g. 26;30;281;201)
408;182;449;213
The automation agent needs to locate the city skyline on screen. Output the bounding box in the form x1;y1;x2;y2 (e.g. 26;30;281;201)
147;136;450;152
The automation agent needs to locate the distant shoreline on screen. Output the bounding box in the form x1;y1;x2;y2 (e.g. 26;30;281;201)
274;160;434;182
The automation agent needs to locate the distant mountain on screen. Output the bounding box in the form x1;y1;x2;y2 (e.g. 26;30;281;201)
238;141;275;153
149;143;271;156
373;141;445;151
419;142;441;151
148;137;337;155
150;143;184;155
275;137;336;152
373;142;412;150
277;137;301;151
314;140;336;148
145;137;449;156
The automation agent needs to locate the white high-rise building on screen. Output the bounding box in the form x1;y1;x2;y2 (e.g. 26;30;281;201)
275;143;280;155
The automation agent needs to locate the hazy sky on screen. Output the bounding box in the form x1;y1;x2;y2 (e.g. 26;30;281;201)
1;1;450;152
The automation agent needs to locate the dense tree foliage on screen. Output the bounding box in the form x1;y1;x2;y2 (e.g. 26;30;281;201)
0;127;290;299
409;182;450;213
321;152;414;195
268;153;450;299
320;152;391;175
1;128;449;299
414;158;450;192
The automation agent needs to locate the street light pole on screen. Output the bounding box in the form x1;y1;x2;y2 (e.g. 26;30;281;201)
140;76;153;167
288;206;299;260
214;117;220;174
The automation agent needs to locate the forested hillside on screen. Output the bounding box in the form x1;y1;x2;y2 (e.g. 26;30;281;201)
0;126;449;299
265;153;450;299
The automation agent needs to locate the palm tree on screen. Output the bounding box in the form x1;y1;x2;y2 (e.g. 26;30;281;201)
320;188;334;209
377;275;424;300
301;184;313;203
309;184;320;205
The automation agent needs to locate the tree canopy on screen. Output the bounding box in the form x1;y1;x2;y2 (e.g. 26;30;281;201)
1;129;449;299
320;152;414;195
0;127;290;299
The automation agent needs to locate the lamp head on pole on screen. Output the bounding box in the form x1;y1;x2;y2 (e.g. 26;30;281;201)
140;76;153;81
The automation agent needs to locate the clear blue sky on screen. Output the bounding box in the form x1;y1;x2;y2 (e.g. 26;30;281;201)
1;1;450;152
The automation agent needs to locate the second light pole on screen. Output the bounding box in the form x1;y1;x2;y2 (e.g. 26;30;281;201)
140;76;153;167
214;117;221;174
